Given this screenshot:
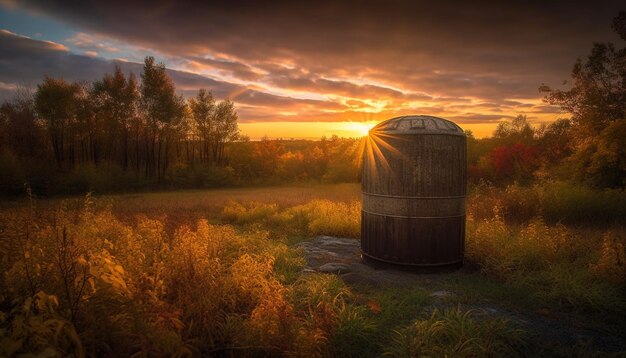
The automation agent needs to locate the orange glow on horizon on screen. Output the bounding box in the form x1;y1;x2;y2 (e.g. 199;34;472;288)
238;120;498;140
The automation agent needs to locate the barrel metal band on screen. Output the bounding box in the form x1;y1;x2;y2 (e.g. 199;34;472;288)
361;209;465;219
362;192;466;199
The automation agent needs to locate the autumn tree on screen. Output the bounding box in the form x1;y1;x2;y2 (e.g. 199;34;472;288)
3;57;244;195
140;56;185;180
91;66;139;170
35;77;81;169
0;88;41;158
212;99;239;165
536;118;573;165
188;88;215;164
540;11;626;187
493;115;535;145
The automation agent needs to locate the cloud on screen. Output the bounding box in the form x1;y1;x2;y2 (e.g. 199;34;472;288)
188;56;262;81
0;29;350;120
0;29;238;98
450;113;516;124
231;89;346;110
10;0;621;104
267;73;431;101
3;0;623;131
66;32;119;53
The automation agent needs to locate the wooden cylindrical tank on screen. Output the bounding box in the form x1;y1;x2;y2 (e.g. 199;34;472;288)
361;115;466;269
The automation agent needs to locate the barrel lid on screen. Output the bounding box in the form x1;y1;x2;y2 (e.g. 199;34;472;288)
370;115;465;136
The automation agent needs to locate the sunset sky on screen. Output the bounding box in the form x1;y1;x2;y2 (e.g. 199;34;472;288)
0;0;623;138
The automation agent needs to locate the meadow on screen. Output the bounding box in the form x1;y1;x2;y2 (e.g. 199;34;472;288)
1;181;625;357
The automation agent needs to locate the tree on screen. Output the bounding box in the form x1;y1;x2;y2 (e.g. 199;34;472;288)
536;118;573;165
35;77;81;169
0;88;41;158
188;89;215;164
91;66;139;169
489;142;539;184
493;115;535;145
212;99;239;165
540;11;626;187
140;56;185;180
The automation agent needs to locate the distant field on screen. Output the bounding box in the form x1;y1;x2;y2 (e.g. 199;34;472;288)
2;183;361;231
110;183;360;229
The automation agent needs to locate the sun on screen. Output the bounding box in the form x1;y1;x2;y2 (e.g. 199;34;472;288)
342;121;378;137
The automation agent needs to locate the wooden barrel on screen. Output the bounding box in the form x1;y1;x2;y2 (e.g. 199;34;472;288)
361;115;466;269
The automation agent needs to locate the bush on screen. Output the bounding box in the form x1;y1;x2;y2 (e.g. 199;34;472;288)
222;199;361;239
540;182;626;225
222;200;280;225
0;197;375;356
294;200;361;238
465;214;626;313
0;149;26;196
468;181;626;225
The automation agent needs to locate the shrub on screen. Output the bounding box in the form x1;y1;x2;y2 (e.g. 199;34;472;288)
222;199;361;239
466;214;626;313
589;229;626;284
294;199;361;238
468;181;626;225
0;291;83;357
222;200;280;225
540;182;626;225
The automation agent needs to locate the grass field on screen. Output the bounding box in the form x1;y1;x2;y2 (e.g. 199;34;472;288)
1;182;625;357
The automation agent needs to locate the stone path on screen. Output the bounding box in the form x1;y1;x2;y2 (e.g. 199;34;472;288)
296;235;443;287
295;235;626;353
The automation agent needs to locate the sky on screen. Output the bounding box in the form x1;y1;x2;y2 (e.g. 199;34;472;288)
0;0;623;139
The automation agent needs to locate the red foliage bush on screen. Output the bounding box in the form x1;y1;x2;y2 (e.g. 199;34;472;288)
489;142;539;183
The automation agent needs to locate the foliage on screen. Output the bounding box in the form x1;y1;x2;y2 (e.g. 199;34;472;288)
489;142;539;184
222;199;361;239
589;229;626;284
0;291;83;357
465;213;626;313
540;11;626;187
2;183;626;355
0;196;371;356
468;181;626;225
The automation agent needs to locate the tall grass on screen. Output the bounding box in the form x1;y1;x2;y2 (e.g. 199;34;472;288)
465;214;626;313
222;199;361;239
469;180;626;225
384;307;527;357
0;197;373;357
1;182;625;356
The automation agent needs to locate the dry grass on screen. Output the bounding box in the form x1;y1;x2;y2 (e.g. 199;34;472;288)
110;183;360;232
0;197;366;356
1;182;625;356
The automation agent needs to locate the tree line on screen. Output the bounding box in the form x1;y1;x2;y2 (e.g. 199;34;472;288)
1;56;239;187
0;12;624;195
0;55;361;196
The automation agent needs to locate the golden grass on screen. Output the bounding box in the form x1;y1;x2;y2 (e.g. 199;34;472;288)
2;182;626;356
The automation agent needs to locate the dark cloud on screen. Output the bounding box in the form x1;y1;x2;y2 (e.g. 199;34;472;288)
231;89;346;110
268;73;431;101
190;56;262;81
10;0;623;100
0;29;348;116
0;29;240;99
2;0;624;132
